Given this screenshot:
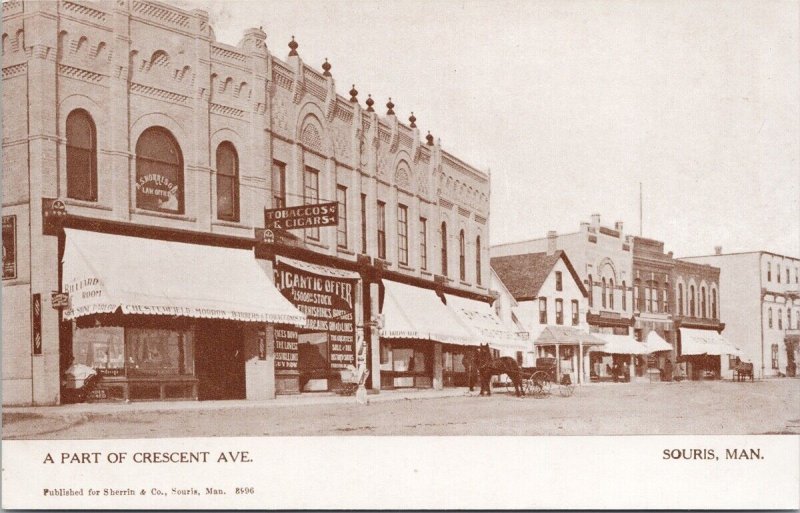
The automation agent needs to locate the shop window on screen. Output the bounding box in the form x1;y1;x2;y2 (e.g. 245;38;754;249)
539;297;547;324
608;279;614;310
440;222;448;276
303;167;320;240
377;201;386;259
336;185;348;249
621;281;627;310
555;271;563;291
126;327;194;377
271;160;286;208
555;298;563;325
360;194;367;254
771;344;779;369
215;142;239;221
475;236;482;286
135;127;184;213
571;300;579;326
66;109;97;202
394;204;407;264
419;218;427;270
71;326;125;377
459;230;466;281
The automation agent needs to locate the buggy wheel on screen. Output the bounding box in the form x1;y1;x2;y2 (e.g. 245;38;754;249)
523;377;535;396
532;371;551;395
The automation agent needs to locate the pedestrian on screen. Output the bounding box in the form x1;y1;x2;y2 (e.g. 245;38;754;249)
463;350;478;392
663;358;673;382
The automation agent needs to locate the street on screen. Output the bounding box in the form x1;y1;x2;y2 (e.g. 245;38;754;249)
3;379;798;439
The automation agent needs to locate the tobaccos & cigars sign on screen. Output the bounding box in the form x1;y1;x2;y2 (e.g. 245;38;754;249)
264;202;338;231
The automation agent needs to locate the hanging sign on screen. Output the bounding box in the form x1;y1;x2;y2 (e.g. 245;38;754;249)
51;291;70;309
273;261;357;371
2;215;16;280
42;198;67;235
264;202;338;231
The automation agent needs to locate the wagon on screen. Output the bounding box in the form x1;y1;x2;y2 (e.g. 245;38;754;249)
501;358;574;398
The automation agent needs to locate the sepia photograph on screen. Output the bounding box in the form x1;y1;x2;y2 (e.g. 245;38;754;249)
1;0;798;509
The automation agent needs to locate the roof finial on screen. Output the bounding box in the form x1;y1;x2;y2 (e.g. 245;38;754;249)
365;94;374;112
386;97;395;116
349;84;358;103
322;57;331;77
408;112;416;128
288;35;298;56
426;131;434;146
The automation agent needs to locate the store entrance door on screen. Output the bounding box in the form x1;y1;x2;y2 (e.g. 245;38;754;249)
195;320;245;400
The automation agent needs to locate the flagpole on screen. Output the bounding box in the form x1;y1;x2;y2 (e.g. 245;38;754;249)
639;182;643;237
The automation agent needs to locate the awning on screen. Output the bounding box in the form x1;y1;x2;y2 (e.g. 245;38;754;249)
444;294;530;351
62;228;306;326
276;255;361;280
535;326;607;346
679;328;744;357
594;334;648;355
380;280;475;345
645;331;673;353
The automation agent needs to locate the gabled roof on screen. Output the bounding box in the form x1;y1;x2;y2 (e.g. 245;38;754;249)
490;250;588;301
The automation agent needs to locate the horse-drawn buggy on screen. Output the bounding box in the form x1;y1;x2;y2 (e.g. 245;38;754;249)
475;345;575;398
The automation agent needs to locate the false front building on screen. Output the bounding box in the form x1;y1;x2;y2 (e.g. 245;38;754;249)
1;0;503;405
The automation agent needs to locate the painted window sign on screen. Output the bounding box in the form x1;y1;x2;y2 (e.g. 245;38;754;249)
2;215;16;280
135;173;180;212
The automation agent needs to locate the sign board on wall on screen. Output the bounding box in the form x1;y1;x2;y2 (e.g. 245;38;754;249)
273;260;357;372
264;202;338;231
2;215;16;280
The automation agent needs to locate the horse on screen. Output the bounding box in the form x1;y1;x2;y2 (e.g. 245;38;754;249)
476;343;524;397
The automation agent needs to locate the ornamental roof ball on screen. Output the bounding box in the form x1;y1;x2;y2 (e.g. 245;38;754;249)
365;94;375;112
426;131;434;145
349;84;358;103
288;35;298;56
409;112;417;128
322;58;331;77
386;98;395;116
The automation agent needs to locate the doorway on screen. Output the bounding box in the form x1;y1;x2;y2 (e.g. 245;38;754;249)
195;320;245;400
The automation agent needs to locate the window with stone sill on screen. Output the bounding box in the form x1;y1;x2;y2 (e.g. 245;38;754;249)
271;160;286;209
419;217;428;270
571;299;579;325
539;297;547;324
216;142;239;222
303;166;320;241
336;185;348;249
135;127;184;214
397;204;408;265
66;109;98;202
377;201;386;260
555;271;563;291
555;298;563;325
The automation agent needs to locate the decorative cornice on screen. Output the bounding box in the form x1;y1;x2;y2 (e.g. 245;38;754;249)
2;63;27;80
132;1;190;29
474;214;487;225
58;64;107;84
130;82;189;105
63;1;108;22
211;45;247;64
210;103;245;119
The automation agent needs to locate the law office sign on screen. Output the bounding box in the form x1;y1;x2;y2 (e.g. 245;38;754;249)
264;202;338;231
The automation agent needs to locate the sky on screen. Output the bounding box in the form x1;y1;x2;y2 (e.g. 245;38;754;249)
177;0;800;258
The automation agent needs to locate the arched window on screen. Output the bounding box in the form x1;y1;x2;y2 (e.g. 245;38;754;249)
700;286;707;318
440;222;448;277
778;309;783;330
587;275;593;308
608;279;614;310
475;236;482;285
678;283;684;315
689;285;696;317
135;127;184;213
601;278;607;308
621;281;627;310
459;230;466;281
768;308;773;328
711;289;717;319
66;109;97;201
216;142;239;221
663;285;670;313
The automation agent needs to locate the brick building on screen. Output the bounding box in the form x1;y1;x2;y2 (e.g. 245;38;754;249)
1;0;499;405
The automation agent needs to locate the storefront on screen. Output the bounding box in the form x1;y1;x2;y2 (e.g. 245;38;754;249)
590;334;648;382
534;326;606;384
678;328;745;380
270;256;361;394
379;280;475;389
62;229;306;401
643;331;673;381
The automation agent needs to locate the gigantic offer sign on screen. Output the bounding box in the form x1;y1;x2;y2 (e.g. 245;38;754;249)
273;261;358;371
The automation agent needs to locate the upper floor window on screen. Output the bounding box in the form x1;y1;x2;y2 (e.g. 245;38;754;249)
571;299;579;325
360;194;367;254
555;298;564;325
768;307;773;328
66;109;97;202
621;281;627;310
459;230;466;281
419;218;428;270
767;262;772;282
700;286;707;318
777;264;782;283
475;236;482;286
678;283;684;315
644;286;651;313
215;142;239;221
796;268;799;284
634;279;642;311
778;309;783;330
711;289;717;319
663;285;670;313
135;127;183;213
539;297;547;324
555;271;563;292
271;161;286;208
608;279;615;310
689;285;696;317
440;222;448;277
376;201;386;260
788;308;792;329
771;344;779;369
651;284;658;313
303;167;320;240
787;268;790;284
336;185;348;249
601;278;607;308
397;204;408;265
587;275;593;308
